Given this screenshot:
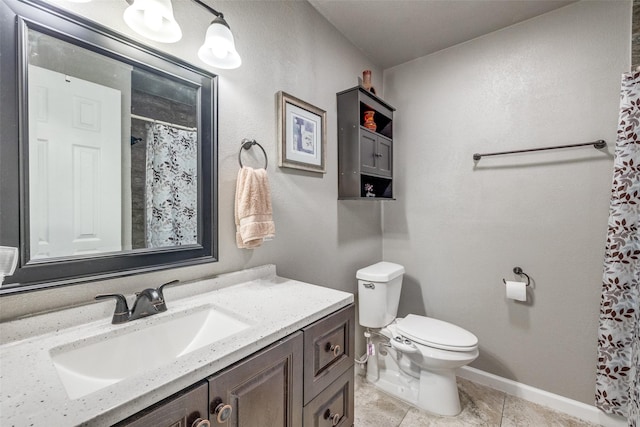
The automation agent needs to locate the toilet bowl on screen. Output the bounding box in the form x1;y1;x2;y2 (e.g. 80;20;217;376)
357;262;479;416
386;316;478;415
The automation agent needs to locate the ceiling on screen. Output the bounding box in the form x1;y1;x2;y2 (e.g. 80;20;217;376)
308;0;576;69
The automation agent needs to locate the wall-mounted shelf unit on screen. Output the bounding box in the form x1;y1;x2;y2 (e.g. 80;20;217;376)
337;86;396;200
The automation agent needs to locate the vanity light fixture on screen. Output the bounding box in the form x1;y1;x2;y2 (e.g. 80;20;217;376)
122;0;241;69
123;0;182;43
193;0;242;69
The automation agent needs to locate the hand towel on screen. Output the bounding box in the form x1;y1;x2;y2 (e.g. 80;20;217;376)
235;167;275;249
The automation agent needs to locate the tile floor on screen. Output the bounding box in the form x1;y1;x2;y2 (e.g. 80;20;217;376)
354;375;598;426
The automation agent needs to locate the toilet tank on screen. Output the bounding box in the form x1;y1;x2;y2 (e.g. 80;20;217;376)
357;262;405;328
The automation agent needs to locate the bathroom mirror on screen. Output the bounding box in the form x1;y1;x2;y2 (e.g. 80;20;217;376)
0;0;218;292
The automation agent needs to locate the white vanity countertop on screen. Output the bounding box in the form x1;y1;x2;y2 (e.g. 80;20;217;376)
0;265;354;426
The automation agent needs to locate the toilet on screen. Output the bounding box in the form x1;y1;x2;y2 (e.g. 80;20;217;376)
357;261;479;416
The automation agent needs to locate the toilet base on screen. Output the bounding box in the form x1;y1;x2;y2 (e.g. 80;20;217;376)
366;365;420;408
366;347;464;416
418;368;461;416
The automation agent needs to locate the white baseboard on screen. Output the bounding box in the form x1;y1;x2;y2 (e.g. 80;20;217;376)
457;366;627;427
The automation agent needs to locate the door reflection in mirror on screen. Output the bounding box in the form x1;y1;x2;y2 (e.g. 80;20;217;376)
26;28;199;261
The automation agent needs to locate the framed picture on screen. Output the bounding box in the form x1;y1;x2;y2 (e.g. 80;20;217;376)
277;91;326;173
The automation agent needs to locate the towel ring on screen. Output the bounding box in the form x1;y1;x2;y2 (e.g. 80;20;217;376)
238;139;268;169
502;266;531;287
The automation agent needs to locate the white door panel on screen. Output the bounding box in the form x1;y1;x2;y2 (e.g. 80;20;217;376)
28;65;122;259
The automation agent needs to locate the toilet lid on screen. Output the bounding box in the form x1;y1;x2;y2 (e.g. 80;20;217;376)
396;314;478;352
356;262;405;282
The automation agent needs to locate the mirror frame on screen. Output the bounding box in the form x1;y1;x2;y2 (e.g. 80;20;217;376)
0;0;218;294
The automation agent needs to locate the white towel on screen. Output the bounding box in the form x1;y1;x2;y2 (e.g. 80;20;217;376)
234;167;275;249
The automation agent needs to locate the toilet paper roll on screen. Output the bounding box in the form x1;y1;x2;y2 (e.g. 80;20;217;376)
505;280;527;302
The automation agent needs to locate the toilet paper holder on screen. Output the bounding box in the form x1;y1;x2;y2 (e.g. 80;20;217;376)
502;267;530;287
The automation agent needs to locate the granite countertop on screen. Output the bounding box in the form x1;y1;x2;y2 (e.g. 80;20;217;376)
0;265;354;426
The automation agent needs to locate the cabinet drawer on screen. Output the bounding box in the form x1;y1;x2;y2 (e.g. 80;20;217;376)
303;366;354;427
115;382;208;427
303;304;354;404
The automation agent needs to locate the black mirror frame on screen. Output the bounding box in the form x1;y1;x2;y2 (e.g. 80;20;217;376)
0;0;218;294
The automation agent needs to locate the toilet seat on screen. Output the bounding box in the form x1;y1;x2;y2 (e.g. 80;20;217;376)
396;314;478;352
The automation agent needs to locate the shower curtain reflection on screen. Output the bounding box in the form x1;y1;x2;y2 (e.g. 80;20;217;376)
145;123;198;247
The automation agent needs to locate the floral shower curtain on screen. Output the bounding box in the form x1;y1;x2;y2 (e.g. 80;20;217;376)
595;71;640;425
145;123;198;248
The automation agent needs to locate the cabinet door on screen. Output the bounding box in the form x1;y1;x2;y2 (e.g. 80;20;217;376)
208;332;303;427
376;136;392;177
116;382;209;427
359;129;392;178
303;366;354;427
359;130;379;176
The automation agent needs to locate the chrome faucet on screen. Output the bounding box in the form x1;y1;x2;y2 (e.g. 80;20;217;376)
95;280;179;324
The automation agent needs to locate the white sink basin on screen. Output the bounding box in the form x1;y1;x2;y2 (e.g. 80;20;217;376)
50;305;251;399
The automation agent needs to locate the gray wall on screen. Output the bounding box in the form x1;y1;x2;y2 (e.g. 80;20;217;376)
381;1;630;405
2;0;632;410
0;1;383;320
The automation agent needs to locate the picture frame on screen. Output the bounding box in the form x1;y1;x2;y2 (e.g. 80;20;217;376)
277;91;326;173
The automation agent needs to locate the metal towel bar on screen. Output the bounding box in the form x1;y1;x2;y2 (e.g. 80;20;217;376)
473;140;606;161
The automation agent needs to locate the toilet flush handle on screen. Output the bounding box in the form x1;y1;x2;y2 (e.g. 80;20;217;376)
363;282;375;289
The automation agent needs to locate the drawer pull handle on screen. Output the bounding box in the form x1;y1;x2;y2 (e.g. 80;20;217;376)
325;343;342;357
192;418;211;427
213;403;233;423
323;409;341;426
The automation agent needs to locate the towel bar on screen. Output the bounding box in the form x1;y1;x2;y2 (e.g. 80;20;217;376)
473;140;606;161
238;139;268;169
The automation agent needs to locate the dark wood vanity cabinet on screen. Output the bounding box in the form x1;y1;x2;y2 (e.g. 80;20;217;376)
302;304;355;427
115;382;209;427
116;304;354;427
208;332;303;427
303;367;355;427
303;304;354;404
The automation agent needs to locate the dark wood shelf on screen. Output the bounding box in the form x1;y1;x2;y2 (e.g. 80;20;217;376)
338;86;395;200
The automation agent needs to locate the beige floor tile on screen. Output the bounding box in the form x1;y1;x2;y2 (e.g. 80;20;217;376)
501;394;599;427
354;374;594;427
354;375;412;427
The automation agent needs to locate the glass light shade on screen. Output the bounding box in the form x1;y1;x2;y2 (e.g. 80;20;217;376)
123;0;182;43
197;18;241;69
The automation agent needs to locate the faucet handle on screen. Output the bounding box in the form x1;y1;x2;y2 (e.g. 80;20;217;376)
156;280;179;312
95;294;130;324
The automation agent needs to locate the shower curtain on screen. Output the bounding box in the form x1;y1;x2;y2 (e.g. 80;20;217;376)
145;123;198;248
595;71;640;425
